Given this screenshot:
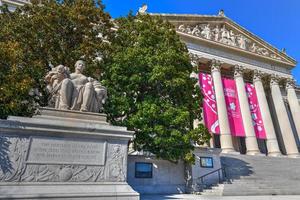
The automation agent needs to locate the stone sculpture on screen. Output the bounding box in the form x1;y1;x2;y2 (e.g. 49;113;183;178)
201;24;211;39
176;23;281;61
237;34;247;49
0;63;137;199
45;60;107;113
213;25;220;41
220;25;230;45
191;25;201;36
249;43;258;53
138;4;148;14
229;30;236;46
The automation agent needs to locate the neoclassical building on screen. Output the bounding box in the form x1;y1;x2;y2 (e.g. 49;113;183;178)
7;2;298;158
2;4;300;196
149;10;300;158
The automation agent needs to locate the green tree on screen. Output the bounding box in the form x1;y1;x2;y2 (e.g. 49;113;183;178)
103;13;210;163
0;0;112;118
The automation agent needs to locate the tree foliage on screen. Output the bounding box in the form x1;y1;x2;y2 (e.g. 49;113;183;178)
0;0;112;118
103;14;210;163
0;1;210;162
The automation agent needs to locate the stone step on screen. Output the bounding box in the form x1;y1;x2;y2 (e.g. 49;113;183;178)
223;190;300;196
224;184;300;189
214;154;300;196
200;184;224;196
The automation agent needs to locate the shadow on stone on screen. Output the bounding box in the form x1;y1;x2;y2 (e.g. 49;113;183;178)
221;155;253;183
0;136;13;174
141;194;183;200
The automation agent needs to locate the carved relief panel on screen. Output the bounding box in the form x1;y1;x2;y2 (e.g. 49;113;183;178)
0;135;127;183
177;23;282;61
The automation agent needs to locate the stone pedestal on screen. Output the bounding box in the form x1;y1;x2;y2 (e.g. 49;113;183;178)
0;107;139;200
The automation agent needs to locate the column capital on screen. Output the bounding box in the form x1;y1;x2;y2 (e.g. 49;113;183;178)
253;70;264;83
285;78;296;90
189;53;201;67
270;75;281;87
283;96;288;103
210;59;222;73
234;65;244;79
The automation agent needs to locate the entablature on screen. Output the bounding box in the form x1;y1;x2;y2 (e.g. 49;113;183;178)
187;41;292;78
150;13;297;70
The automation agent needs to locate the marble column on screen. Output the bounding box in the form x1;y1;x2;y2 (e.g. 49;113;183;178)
286;79;300;141
210;59;235;153
234;66;261;155
253;71;281;156
270;76;299;157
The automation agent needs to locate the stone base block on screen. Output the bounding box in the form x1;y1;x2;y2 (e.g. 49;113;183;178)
0;183;139;200
0;108;139;200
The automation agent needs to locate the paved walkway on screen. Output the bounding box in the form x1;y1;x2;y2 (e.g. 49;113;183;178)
141;194;300;200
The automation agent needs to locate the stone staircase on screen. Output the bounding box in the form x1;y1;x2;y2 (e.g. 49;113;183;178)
200;184;224;196
201;153;300;196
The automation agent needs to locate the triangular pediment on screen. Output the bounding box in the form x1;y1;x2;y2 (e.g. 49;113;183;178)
151;13;296;66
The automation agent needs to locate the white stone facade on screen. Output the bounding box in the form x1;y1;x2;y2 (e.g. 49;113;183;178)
152;11;300;157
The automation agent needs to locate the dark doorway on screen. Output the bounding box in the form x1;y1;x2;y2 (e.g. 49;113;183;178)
213;134;221;148
239;137;246;154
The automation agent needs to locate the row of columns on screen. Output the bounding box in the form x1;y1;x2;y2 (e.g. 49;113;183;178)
210;59;300;157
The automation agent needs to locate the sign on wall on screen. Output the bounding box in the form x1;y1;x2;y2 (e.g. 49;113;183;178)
200;157;214;168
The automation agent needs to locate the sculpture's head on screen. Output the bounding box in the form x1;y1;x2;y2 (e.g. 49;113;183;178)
56;65;65;74
75;60;86;73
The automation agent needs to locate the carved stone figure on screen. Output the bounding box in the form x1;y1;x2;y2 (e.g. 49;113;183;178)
178;24;185;32
105;144;126;181
45;65;70;108
212;25;220;41
138;4;148;14
177;23;282;61
257;47;269;56
220;25;230;45
237;34;247;49
191;25;201;36
186;25;193;34
201;24;211;40
45;60;107;113
250;43;258;53
271;53;282;60
229;30;236;46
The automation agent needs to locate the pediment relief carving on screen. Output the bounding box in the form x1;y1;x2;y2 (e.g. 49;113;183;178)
177;23;284;61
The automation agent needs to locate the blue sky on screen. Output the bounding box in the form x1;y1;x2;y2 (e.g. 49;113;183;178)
102;0;300;83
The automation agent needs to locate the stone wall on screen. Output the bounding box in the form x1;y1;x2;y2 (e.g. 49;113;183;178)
187;147;222;192
127;147;222;194
127;155;186;194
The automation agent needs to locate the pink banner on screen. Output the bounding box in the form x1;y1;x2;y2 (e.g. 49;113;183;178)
222;77;245;137
199;73;219;134
199;73;266;139
245;83;266;139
